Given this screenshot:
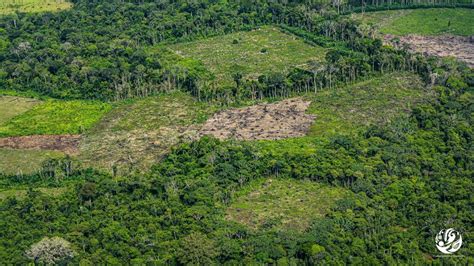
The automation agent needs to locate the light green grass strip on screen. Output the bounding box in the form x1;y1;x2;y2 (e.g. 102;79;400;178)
0;100;112;137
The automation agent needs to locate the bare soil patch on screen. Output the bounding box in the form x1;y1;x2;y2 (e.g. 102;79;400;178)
199;98;315;140
0;135;80;154
385;34;474;67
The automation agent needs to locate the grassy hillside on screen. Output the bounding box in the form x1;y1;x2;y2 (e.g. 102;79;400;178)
0;100;112;137
226;178;350;231
169;26;327;86
0;96;40;125
352;8;474;35
0;0;71;15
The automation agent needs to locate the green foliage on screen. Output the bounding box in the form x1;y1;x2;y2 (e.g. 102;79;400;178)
78;92;219;173
0;149;64;175
177;232;219;265
0;1;472;265
0;96;40;125
0;0;71;15
227;178;350;231
306;72;432;136
0;100;111;137
1;72;472;263
169;26;327;86
353;8;474;36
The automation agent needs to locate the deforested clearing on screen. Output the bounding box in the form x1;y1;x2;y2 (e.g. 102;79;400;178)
200;98;315;140
385;35;474;67
0;0;72;14
0;134;80;155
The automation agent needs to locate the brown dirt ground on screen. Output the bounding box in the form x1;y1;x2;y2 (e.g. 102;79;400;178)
385;34;474;67
199;98;315;140
0;135;80;155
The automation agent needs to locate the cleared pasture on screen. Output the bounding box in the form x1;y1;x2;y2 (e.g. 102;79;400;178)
0;0;72;15
0;96;40;125
226;178;349;231
0;100;112;137
352;8;474;36
169;26;327;86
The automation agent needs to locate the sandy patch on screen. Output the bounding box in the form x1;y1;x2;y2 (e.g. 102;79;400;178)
0;135;80;154
385;34;474;67
199;98;315;140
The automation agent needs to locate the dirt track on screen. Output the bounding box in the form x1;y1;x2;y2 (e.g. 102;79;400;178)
385;34;474;67
0;135;81;154
199;98;315;140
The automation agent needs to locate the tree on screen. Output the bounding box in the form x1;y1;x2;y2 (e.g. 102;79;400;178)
25;237;75;264
177;232;219;265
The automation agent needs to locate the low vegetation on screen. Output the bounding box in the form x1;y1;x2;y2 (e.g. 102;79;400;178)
306;72;431;136
0;187;67;200
0;100;112;137
227;178;349;231
169;26;327;86
0;0;71;15
0;148;64;175
0;96;40;125
79;92;218;174
353;8;474;36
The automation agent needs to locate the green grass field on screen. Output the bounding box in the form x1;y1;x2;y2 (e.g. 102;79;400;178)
0;100;112;137
0;96;40;125
79;92;219;174
0;0;71;15
0;148;64;175
169;26;327;86
305;72;430;136
352;8;474;36
226;178;349;231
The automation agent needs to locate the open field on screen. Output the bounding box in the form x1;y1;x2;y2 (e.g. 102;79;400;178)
200;98;315;140
352;8;474;36
305;72;431;136
79;92;219;174
169;26;327;85
0;96;40;125
0;100;111;137
0;0;72;15
226;178;349;231
0;148;64;175
385;35;474;67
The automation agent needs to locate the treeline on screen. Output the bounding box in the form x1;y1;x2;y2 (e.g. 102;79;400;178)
1;0;462;102
0;67;472;264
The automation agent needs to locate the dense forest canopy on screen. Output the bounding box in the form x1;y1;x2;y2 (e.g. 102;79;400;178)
0;0;473;264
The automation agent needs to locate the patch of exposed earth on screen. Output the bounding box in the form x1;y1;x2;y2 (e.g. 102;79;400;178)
199;98;315;140
1;97;315;174
385;34;474;67
0;135;80;154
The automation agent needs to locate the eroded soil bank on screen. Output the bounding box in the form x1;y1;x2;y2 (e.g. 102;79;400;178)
385;34;474;67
